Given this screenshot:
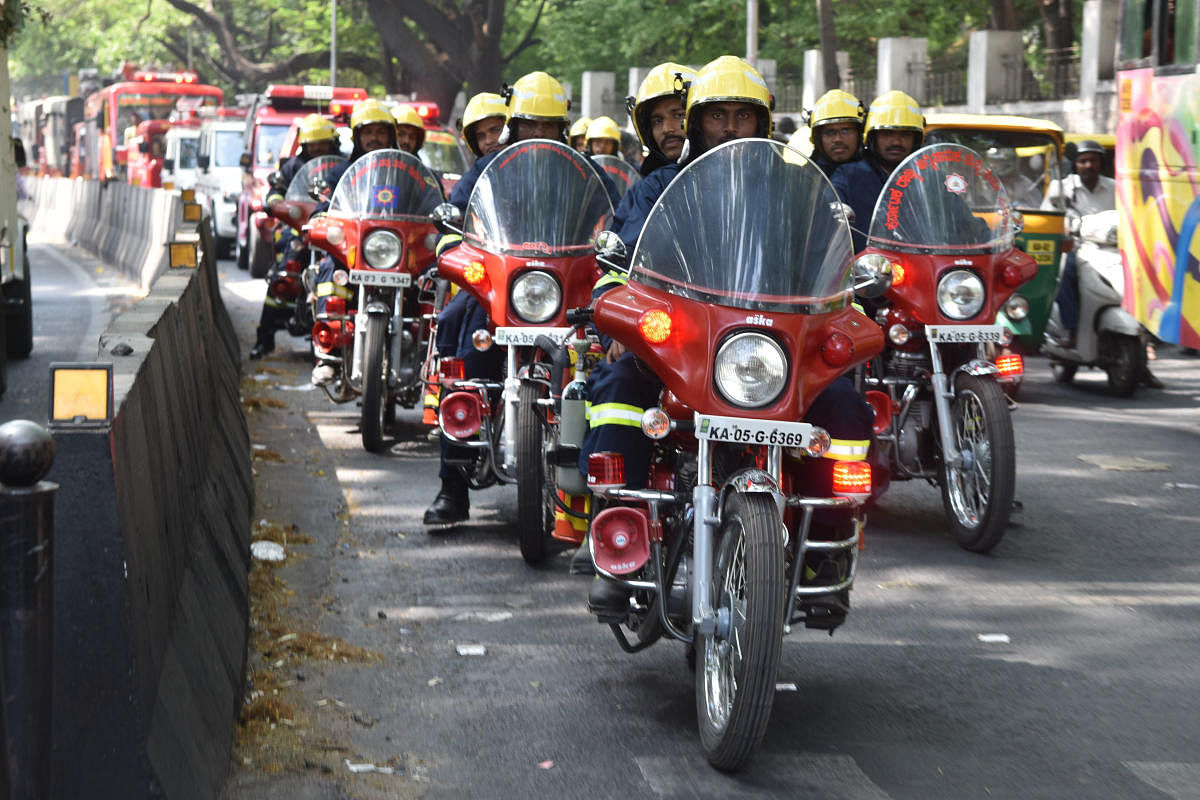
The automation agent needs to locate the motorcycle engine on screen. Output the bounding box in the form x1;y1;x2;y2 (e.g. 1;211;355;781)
896;398;934;472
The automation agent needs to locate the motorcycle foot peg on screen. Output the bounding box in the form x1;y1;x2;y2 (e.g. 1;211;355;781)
587;578;631;623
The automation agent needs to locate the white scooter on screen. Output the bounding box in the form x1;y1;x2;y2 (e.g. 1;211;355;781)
1042;210;1147;396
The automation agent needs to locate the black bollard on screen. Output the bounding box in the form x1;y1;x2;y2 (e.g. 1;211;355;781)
0;420;59;800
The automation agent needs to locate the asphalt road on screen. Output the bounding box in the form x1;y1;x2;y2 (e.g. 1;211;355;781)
211;259;1200;800
8;246;1200;799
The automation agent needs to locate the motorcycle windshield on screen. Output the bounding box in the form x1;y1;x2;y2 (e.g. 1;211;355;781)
329;149;445;221
465;139;614;256
866;144;1015;255
923;128;1064;211
284;155;346;203
593;154;640;199
629;138;853;313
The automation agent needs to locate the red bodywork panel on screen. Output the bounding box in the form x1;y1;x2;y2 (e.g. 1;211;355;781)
863;246;1037;326
437;243;601;328
593;281;883;420
307;214;437;275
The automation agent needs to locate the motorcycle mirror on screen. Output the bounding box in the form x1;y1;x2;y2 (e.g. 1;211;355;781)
593;230;628;273
267;170;281;187
431;202;463;233
309;177;331;203
1011;210;1025;235
851;253;894;299
832;202;856;226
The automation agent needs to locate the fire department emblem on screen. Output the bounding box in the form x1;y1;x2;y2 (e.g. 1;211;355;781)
944;174;967;194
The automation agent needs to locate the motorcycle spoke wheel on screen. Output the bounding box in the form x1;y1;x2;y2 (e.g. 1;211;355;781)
940;375;1015;553
695;491;784;772
360;315;389;453
516;380;554;564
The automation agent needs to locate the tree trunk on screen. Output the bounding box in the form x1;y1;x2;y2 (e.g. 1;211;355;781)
990;0;1019;29
1038;0;1075;50
816;0;839;90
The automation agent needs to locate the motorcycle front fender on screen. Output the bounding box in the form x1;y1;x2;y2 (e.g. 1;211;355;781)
1097;305;1143;338
720;467;786;529
952;358;1000;380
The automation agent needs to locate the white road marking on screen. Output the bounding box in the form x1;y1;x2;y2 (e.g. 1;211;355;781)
1124;762;1200;799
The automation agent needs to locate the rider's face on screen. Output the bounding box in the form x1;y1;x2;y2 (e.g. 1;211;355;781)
473;116;505;156
516;118;563;141
570;135;586;152
874;129;917;170
358;123;393;153
817;123;859;163
303;139;336;158
699;102;759;150
589;139;618;156
396;125;421;154
1074;152;1102;189
649;96;686;162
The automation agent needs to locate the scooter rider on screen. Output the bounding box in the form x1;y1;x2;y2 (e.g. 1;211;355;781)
579;56;875;612
585;116;622;157
310;98;400;385
804;88;866;177
423;72;621;525
831;90;925;253
1042;139;1114;348
249;114;341;359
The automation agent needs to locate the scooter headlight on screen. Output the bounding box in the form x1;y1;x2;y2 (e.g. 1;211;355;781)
1003;293;1029;321
363;229;403;269
511;270;561;323
714;332;787;408
937;269;985;320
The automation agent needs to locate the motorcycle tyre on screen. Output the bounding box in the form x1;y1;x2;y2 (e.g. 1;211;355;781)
1104;333;1143;397
249;231;271;279
360;315;389;453
1050;360;1077;384
4;273;33;359
516;380;554;565
235;238;250;271
696;491;784;772
939;374;1015;554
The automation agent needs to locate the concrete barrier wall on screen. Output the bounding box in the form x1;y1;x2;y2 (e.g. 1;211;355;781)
24;177;185;291
27;186;251;799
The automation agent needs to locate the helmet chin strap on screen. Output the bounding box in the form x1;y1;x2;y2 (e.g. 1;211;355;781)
676;139;690;164
497;125;512;146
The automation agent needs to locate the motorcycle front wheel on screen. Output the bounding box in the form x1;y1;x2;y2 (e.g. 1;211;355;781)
939;374;1015;553
360;314;389;453
516;380;554;564
695;491;784;772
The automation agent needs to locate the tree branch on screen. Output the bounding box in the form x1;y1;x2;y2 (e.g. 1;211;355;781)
500;0;545;64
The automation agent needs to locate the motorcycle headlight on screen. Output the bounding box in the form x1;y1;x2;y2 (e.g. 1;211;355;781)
937;269;985;320
1004;293;1029;321
714;332;787;408
363;230;403;269
511;270;561;323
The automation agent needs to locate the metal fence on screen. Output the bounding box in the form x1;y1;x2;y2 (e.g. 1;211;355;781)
922;56;968;106
1002;45;1080;100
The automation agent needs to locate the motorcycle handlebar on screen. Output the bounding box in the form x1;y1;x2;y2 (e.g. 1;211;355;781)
566;306;593;325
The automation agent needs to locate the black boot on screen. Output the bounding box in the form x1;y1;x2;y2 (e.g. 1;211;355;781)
423;475;469;525
249;326;275;360
570;535;594;576
587;578;631;623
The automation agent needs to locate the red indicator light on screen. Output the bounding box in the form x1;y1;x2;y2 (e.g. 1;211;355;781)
638;310;672;344
833;461;872;496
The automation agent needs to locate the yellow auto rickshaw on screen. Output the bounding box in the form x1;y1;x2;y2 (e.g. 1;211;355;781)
924;114;1068;355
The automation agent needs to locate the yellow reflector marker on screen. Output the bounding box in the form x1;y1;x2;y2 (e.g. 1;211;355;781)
180;188;196;203
182;202;202;222
49;363;113;427
169;241;198;269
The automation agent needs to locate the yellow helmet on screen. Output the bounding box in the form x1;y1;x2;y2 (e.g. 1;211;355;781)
585;116;621;146
297;113;338;146
460;92;509;157
806;89;864;132
685;55;773;145
628;62;695;149
569;117;593;141
506;71;570;122
351;98;396;130
392;105;425;131
864;90;924;146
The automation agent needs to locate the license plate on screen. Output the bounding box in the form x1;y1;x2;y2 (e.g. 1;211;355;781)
350;269;411;288
694;414;814;447
493;326;571;347
925;324;1003;344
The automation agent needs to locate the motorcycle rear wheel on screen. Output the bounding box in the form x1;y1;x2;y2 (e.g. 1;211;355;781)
360;314;389;453
695;491;784;772
939;374;1015;553
1104;333;1144;397
516;380;554;564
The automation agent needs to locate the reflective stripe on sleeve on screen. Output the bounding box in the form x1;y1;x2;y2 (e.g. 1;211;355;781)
435;233;462;258
316;281;352;299
823;438;871;461
587;402;645;429
594;272;628;291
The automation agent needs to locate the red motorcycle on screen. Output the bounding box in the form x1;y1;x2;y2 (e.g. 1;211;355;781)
433;138;613;563
304;149;444;452
585;138;883;770
853;143;1037;552
263;155;344;339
